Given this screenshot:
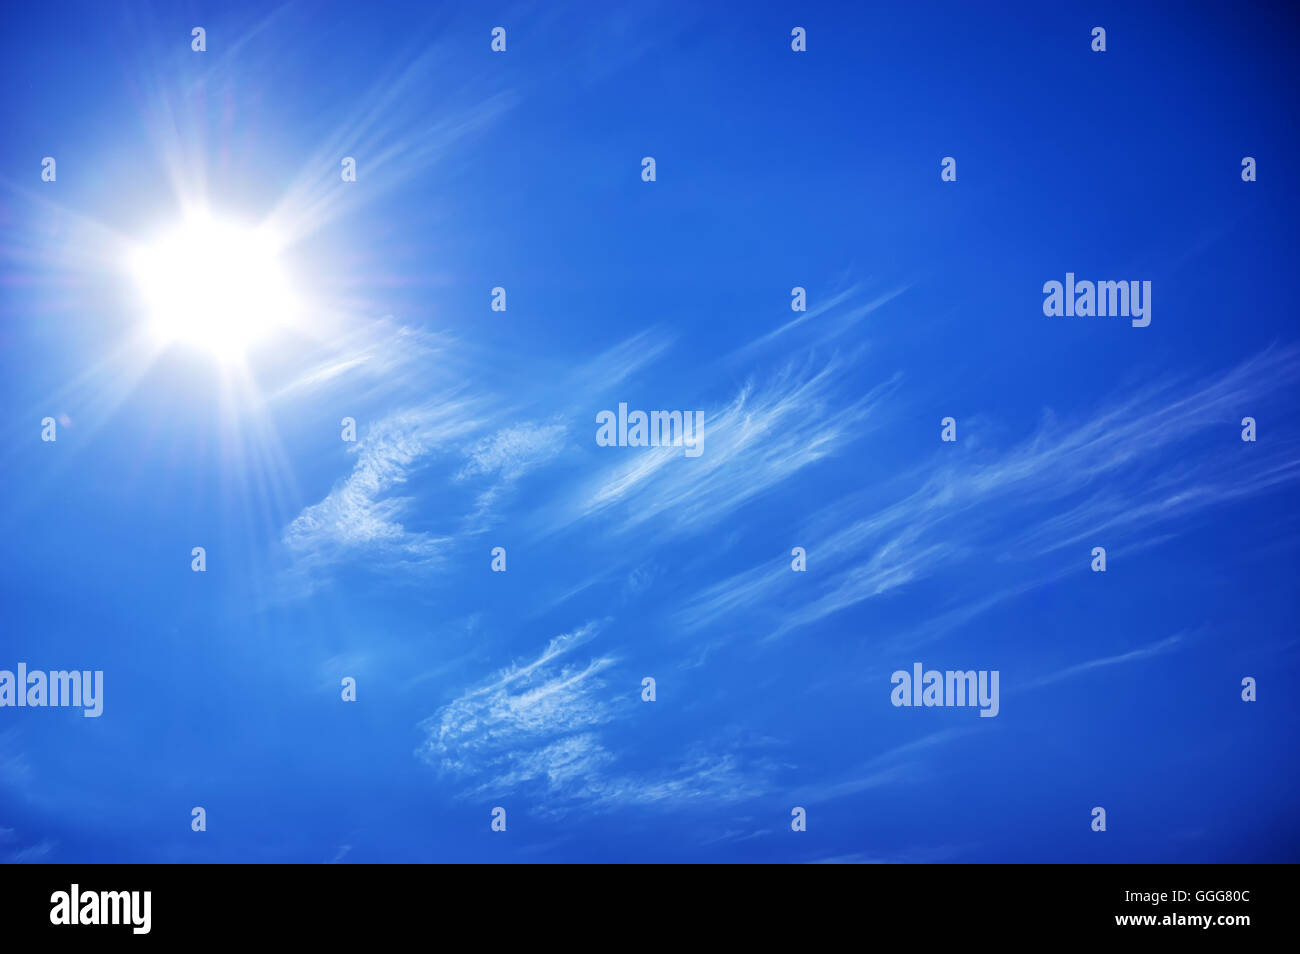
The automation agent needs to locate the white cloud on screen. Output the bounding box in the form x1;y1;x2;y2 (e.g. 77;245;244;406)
565;354;900;537
416;623;780;812
455;420;569;531
6;840;54;864
327;844;352;864
282;398;482;579
790;729;973;805
279;326;680;580
267;319;454;405
731;281;910;360
678;345;1300;639
458;421;567;482
1024;633;1187;689
417;622;615;780
570;328;674;397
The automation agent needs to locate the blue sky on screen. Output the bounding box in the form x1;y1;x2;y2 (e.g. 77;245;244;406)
2;0;1298;863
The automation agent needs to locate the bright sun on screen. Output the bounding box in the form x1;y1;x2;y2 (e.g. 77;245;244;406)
127;214;300;361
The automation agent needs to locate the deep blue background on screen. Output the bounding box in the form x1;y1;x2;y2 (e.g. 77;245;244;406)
1;1;1297;862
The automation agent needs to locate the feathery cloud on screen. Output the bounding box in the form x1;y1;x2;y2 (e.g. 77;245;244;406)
283;398;481;579
678;345;1300;639
566;354;901;537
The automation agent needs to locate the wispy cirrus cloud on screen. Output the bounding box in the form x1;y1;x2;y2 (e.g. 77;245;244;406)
808;843;974;864
455;420;569;532
282;397;482;581
1024;633;1187;690
266;319;456;406
570;328;674;397
417;622;615;781
790;728;975;805
416;622;779;814
279;325;675;582
2;838;55;864
677;345;1300;640
730;281;910;361
277;287;900;587
457;421;568;482
564;353;901;537
326;844;352;865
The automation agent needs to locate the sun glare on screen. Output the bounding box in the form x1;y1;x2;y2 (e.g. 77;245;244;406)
127;214;300;362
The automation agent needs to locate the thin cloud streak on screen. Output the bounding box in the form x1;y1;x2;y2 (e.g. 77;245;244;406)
677;345;1300;639
564;354;901;538
1024;634;1187;690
